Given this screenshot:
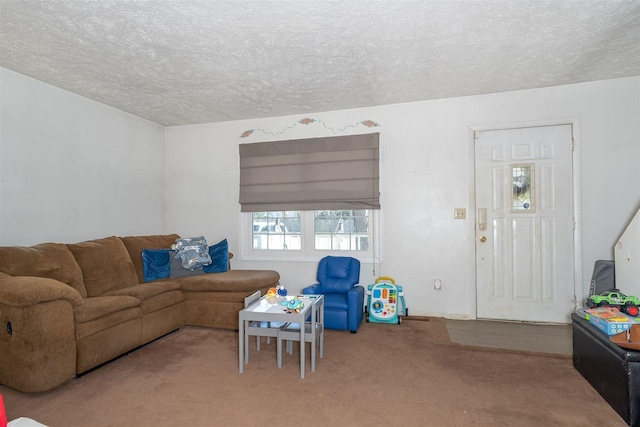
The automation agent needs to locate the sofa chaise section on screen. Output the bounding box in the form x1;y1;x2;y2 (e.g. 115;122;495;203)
179;270;279;329
120;234;278;330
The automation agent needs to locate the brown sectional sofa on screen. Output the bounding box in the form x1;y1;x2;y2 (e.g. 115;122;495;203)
0;234;279;393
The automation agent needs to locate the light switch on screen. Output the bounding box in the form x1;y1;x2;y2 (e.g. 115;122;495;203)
454;208;466;219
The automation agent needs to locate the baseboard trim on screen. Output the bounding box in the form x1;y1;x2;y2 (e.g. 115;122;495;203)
404;315;431;322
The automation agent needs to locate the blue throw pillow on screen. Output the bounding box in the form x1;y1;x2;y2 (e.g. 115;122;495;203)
203;239;229;273
142;249;172;282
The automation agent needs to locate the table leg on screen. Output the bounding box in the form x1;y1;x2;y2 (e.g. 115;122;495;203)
239;315;244;373
300;319;305;379
245;320;251;363
320;301;324;358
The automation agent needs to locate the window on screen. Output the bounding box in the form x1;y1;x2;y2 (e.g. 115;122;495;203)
252;211;301;250
239;133;380;261
243;210;379;262
314;210;370;251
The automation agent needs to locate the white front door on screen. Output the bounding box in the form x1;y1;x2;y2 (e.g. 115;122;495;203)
475;125;575;323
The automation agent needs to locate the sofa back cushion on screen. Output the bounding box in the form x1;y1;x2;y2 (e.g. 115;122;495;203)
120;234;180;284
0;243;88;298
67;236;139;297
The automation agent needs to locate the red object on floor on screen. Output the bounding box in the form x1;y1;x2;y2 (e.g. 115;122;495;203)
0;394;7;427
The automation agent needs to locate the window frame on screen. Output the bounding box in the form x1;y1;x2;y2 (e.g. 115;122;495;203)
240;210;382;263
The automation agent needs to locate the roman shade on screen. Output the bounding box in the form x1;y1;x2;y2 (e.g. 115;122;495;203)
239;133;380;212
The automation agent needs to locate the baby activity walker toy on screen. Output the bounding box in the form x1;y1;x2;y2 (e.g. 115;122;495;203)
366;276;407;324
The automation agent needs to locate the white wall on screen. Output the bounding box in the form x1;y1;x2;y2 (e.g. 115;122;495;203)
2;67;638;319
166;77;640;319
0;68;166;245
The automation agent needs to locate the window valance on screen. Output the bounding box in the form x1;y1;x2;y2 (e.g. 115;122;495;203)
239;133;380;212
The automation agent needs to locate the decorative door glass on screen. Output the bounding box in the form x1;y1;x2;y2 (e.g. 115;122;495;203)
511;164;535;212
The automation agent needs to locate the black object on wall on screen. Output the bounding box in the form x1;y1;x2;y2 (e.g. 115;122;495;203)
589;260;616;296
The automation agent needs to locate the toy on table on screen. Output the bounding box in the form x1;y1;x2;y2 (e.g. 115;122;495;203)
586;289;640;317
279;296;304;313
265;287;279;303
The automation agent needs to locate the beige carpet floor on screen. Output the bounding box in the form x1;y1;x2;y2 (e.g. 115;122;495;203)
0;317;626;427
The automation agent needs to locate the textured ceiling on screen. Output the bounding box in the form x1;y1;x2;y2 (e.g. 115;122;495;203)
1;0;639;126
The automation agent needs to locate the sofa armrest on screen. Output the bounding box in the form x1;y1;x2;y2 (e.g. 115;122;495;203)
0;273;83;308
302;283;321;294
0;273;79;392
346;285;365;332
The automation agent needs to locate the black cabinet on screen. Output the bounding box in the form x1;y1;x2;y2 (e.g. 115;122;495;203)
572;313;640;426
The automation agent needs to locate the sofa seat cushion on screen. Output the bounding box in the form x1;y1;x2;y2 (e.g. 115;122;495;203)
75;306;142;342
102;282;184;315
139;290;184;315
74;296;140;323
184;289;270;303
102;282;181;301
0;243;87;298
177;270;280;293
74;296;142;341
67;237;139;297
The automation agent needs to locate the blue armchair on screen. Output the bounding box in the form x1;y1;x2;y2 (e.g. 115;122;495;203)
302;256;364;333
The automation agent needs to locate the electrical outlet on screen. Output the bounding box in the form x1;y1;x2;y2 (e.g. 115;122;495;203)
434;279;442;290
454;208;466;219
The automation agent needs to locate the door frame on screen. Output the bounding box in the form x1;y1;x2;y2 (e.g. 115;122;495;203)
467;118;583;322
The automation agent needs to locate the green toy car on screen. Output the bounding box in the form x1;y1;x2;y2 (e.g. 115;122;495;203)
586;290;640;316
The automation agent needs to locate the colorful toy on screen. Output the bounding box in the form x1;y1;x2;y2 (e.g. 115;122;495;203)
586;289;640;316
366;276;407;324
279;296;304;313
